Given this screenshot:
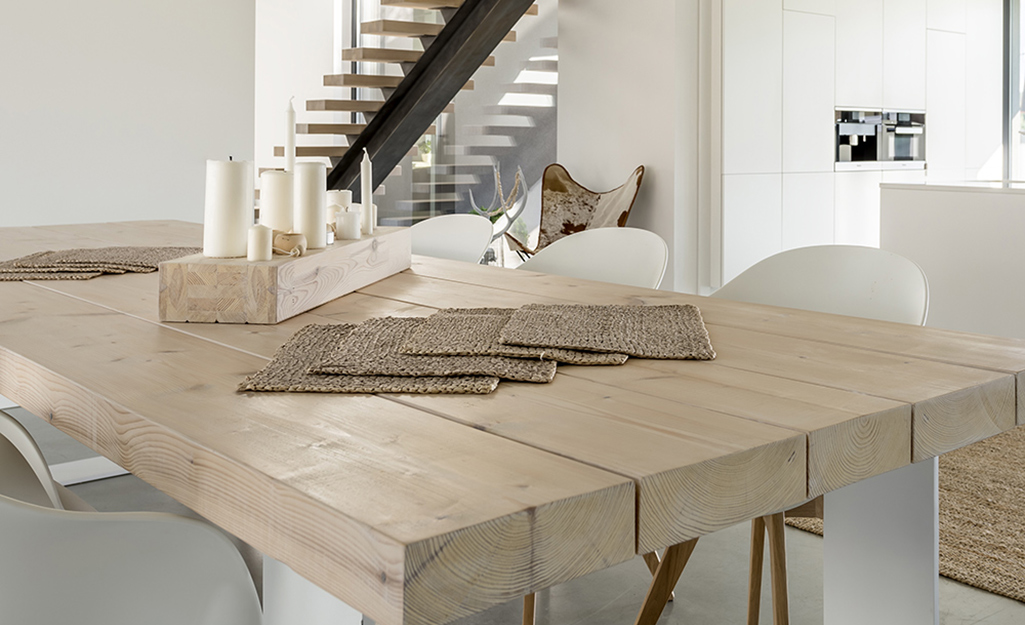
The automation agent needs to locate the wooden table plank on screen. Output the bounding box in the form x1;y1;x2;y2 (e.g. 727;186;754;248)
0;282;635;625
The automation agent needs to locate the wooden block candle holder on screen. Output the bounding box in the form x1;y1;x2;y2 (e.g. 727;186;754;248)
159;227;410;324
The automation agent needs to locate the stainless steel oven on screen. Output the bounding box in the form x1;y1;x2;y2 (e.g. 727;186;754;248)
879;111;925;162
835;109;925;170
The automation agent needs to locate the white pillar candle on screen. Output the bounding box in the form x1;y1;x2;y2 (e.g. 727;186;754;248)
326;189;352;225
285;97;296;173
360;148;373;218
293;162;327;249
247;224;273;261
259;170;293;233
203;159;254;258
336;208;361;240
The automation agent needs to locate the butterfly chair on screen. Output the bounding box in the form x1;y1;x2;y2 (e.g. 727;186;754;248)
710;245;929;625
507;163;645;258
517;227;668;289
0;409;263;625
410;213;495;263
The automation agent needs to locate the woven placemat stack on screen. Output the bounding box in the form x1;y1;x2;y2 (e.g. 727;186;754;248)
0;246;202;281
240;303;716;395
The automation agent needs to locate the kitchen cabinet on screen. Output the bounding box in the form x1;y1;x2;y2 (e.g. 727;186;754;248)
783;10;835;173
836;0;883;109
783;0;835;14
965;0;1003;180
783;172;835;250
722;173;782;283
835;170;882;247
927;0;966;33
883;0;927;110
723;0;782;175
926;29;966;181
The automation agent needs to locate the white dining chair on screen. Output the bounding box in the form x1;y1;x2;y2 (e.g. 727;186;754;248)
517;227;669;289
410;213;495;263
710;244;929;625
0;409;263;625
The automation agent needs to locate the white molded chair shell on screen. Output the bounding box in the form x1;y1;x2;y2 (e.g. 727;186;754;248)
0;494;263;625
410;213;494;263
517;227;669;289
712;245;929;325
0;409;63;509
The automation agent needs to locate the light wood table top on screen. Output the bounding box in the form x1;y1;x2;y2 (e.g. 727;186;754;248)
1;220;1023;625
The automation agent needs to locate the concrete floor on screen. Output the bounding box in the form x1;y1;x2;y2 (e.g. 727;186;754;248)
9;406;1025;625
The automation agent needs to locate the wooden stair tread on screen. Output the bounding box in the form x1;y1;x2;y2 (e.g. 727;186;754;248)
273;146;349;157
297;123;437;136
342;47;495;67
361;19;516;42
307;100;455;114
380;0;539;15
325;73;474;90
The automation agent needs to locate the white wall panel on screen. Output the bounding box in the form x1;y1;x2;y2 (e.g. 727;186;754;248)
783;0;835;14
927;0;966;33
965;0;1003;179
883;0;927;110
723;0;782;174
723;173;782;282
835;170;882;246
783;172;835;250
783;11;836;173
926;30;966;178
836;0;884;109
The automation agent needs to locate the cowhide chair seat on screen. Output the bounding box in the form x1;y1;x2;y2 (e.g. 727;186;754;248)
507;163;644;257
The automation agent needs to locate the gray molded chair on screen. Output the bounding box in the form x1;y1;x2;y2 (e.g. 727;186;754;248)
517;227;669;289
410;213;495;263
0;409;263;625
711;245;929;625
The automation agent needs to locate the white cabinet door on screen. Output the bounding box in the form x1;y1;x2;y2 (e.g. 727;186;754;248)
836;0;883;109
783;0;835;14
783;11;835;173
722;173;782;283
723;0;782;175
835;170;883;247
926;30;966;181
965;0;1003;180
927;0;966;33
883;0;927;110
783;172;835;250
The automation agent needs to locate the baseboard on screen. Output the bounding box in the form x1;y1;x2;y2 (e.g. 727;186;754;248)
49;456;129;486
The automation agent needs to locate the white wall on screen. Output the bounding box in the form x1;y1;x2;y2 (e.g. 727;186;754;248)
559;0;706;293
0;0;254;228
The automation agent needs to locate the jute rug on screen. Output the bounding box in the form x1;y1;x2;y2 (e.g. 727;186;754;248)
787;425;1025;603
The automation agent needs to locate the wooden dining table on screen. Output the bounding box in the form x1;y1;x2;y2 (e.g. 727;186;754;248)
1;220;1023;625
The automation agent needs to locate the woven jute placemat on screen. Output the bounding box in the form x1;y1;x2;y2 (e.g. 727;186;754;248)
499;304;716;360
9;246;201;272
239;324;500;395
788;425;1025;604
312;316;558;383
0;271;105;281
401;308;629;366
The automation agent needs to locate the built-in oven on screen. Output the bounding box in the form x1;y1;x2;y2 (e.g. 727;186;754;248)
835;109;925;170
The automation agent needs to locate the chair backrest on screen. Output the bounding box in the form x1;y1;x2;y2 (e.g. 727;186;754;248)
711;245;929;325
0;409;63;509
536;163;645;252
0;494;262;625
410;213;494;263
518;227;669;289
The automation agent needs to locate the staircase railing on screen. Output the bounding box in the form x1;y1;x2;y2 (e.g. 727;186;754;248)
327;0;536;201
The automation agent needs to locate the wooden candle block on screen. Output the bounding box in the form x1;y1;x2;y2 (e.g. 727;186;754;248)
159;227;410;324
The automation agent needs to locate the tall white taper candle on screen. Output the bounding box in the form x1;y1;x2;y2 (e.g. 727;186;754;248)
285;97;296;173
203;158;254;258
360;149;374;235
294;162;327;249
259;170;293;233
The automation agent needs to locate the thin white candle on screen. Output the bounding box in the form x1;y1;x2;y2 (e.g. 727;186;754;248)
360;148;373;233
247;224;272;261
259;171;293;233
285;97;296;173
293;162;327;249
203;159;254;258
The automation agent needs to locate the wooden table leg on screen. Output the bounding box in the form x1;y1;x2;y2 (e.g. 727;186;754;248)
642;551;674;601
523;592;536;625
633;539;698;625
748;516;766;625
764;513;789;625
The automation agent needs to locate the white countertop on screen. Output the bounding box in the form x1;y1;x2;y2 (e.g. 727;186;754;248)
880;180;1025;194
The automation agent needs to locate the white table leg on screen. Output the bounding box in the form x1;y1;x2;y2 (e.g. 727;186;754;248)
264;556;364;625
823;457;938;625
